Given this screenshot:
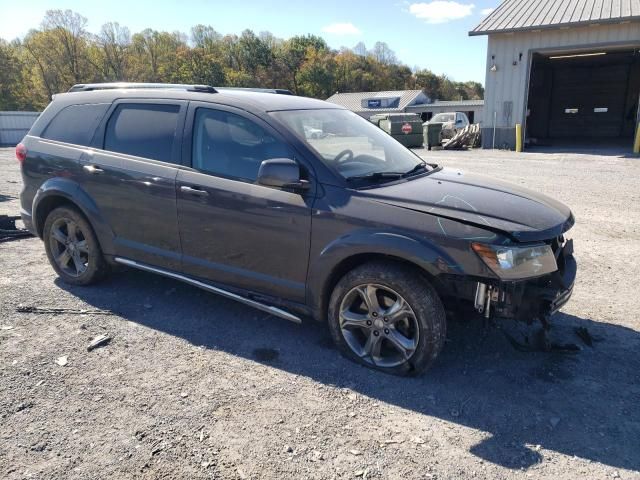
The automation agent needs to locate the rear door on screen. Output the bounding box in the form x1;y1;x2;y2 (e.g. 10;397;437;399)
81;99;187;270
176;102;314;302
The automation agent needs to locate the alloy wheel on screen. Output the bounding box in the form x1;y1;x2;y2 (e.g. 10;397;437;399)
48;217;89;277
338;283;420;368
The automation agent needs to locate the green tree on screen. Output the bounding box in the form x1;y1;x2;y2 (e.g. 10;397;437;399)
237;30;272;76
279;35;328;94
172;47;225;86
298;47;335;98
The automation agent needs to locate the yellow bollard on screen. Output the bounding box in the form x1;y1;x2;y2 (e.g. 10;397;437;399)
634;123;640;154
515;123;523;152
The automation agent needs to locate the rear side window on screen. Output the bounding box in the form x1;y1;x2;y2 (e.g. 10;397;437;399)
42;103;109;146
104;104;180;162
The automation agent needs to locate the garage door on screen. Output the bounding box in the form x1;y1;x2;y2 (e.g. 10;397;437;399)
549;64;629;138
527;50;640;143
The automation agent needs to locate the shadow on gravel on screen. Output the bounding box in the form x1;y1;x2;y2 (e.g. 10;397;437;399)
55;270;640;472
0;193;16;202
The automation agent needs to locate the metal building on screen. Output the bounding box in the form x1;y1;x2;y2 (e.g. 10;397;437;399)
0;112;40;146
326;90;484;124
325;90;430;118
471;0;640;151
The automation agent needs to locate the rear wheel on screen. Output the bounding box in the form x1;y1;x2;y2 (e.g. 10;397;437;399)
43;206;109;285
328;261;446;376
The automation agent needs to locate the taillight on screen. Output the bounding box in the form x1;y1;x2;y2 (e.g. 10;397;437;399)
15;143;27;165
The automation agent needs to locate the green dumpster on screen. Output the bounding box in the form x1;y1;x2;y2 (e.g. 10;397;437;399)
377;114;424;148
423;122;442;151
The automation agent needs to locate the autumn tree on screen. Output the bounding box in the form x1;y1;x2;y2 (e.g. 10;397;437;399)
130;29;186;81
0;40;30;109
97;22;131;80
0;9;484;111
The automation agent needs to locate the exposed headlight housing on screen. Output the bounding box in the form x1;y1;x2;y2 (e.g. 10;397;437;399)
471;242;557;280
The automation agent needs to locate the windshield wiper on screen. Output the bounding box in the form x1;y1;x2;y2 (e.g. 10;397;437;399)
347;163;431;183
346;171;404;183
403;163;428;177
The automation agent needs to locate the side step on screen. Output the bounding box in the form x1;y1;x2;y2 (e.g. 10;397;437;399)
114;257;302;324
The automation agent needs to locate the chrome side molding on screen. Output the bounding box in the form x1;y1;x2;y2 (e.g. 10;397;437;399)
114;257;302;324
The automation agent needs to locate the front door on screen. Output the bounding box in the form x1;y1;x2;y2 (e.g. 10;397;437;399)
176;104;313;303
82;100;187;270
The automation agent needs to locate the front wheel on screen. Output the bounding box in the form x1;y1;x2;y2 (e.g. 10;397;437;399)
43;206;109;286
328;262;446;376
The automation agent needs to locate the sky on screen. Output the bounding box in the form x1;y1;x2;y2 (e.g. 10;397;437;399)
0;0;500;84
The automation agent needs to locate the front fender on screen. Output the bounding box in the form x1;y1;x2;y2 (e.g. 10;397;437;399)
32;178;116;255
306;229;465;318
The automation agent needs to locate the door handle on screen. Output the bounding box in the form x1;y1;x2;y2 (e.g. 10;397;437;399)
83;165;104;174
180;185;209;196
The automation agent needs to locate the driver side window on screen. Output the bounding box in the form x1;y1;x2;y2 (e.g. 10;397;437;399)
192;108;292;182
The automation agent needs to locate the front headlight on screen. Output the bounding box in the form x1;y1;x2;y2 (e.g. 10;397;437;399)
471;242;557;280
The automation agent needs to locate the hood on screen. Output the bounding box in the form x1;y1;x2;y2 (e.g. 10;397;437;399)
359;168;574;242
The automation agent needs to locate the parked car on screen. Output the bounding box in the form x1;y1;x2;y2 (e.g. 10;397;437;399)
17;83;576;376
423;112;470;150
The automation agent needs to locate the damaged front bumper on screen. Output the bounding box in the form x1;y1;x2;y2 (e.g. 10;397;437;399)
478;239;577;324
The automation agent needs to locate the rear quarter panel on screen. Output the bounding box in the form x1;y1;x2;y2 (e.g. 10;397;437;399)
20;136;85;220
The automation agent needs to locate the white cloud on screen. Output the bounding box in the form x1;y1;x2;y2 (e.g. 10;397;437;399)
409;1;475;24
481;7;495;15
322;23;362;35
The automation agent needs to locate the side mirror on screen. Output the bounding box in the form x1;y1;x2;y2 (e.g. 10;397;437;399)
257;158;309;191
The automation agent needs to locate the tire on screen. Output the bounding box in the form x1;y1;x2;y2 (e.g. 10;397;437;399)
328;261;446;376
43;206;109;286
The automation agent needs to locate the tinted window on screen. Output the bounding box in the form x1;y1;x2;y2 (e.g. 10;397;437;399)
192;108;292;181
42;103;109;146
104;104;180;162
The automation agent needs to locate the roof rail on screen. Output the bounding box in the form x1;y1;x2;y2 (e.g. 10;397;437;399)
215;87;293;95
68;83;218;93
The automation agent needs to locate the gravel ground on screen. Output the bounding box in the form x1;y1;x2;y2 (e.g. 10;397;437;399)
1;146;639;480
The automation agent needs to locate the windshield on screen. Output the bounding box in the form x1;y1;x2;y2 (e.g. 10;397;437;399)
271;109;427;181
431;113;455;123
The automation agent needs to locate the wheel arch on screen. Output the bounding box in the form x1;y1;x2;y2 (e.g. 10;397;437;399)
33;179;115;255
308;231;458;322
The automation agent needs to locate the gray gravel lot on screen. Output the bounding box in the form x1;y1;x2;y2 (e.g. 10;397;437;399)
1;146;639;479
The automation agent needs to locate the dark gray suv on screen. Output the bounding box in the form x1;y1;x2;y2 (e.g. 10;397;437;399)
17;83;576;375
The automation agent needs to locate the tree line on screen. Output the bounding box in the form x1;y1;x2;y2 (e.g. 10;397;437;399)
0;9;484;111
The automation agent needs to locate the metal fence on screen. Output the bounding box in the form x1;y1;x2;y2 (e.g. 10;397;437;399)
0;112;40;146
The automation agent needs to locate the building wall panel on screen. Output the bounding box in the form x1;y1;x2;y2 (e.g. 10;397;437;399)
481;22;640;148
0;112;40;146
